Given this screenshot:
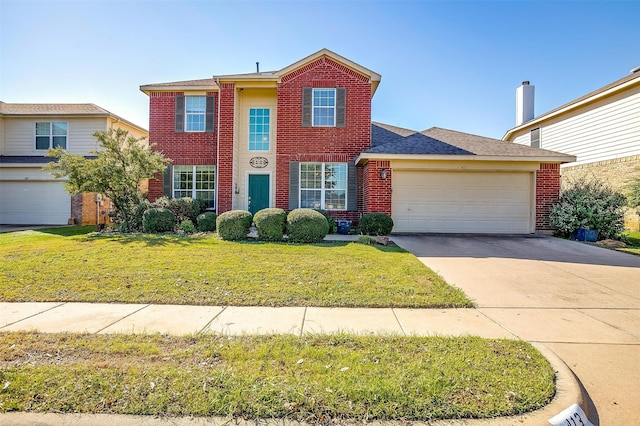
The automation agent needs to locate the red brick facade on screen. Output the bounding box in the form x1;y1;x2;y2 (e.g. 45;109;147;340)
363;160;392;215
535;163;561;230
147;91;218;201
275;57;372;221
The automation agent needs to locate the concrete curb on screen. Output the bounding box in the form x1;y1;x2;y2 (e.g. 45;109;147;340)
0;343;589;426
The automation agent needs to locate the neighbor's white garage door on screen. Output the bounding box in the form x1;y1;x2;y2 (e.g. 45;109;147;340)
0;181;70;225
392;171;533;234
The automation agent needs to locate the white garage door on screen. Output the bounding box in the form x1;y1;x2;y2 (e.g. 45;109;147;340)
392;171;533;234
0;182;70;225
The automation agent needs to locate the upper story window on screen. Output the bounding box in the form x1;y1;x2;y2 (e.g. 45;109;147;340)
299;162;347;210
249;108;270;151
302;87;346;128
185;96;206;132
35;122;67;150
530;127;540;148
313;89;336;126
175;95;215;133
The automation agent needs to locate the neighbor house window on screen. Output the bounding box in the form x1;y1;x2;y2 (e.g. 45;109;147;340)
173;165;215;207
35;122;67;150
299;162;347;210
185;96;206;132
530;127;540;148
249;108;270;151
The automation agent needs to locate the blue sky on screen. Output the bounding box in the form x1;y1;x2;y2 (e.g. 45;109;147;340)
1;0;638;139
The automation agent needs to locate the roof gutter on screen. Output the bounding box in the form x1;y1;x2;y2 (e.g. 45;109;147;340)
355;153;576;165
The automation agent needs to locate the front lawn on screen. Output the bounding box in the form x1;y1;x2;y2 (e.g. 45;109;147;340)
619;231;640;256
0;332;555;421
0;227;471;308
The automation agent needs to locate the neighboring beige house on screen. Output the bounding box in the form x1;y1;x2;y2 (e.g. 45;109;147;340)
503;69;640;229
0;102;148;225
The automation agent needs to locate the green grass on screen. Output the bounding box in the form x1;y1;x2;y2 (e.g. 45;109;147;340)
0;332;555;421
0;227;470;308
619;231;640;256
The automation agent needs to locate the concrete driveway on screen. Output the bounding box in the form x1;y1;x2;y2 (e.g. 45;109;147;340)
392;235;640;426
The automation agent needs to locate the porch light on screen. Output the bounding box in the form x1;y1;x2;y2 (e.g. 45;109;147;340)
380;168;388;180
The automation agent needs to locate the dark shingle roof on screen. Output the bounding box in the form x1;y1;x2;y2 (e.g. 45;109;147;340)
369;124;472;155
368;122;574;160
0;156;97;164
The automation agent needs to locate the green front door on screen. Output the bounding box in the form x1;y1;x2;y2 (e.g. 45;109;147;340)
248;174;270;215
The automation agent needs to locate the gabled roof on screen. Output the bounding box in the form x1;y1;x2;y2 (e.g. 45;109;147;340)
140;48;381;95
0;102;148;133
503;70;640;140
356;122;576;164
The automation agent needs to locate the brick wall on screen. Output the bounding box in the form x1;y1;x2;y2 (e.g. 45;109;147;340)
217;83;235;213
535;163;561;230
363;160;392;215
147;91;218;202
70;192;113;225
275;57;372;214
561;155;640;230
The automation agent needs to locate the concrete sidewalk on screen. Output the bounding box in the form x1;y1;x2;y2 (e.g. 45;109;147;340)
0;301;586;426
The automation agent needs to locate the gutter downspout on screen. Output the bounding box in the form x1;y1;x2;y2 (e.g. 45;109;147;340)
215;78;221;213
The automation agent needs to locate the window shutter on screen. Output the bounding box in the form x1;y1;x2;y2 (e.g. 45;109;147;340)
289;162;300;210
205;95;215;133
175;96;185;133
347;162;357;211
336;88;346;128
163;166;173;197
302;88;312;127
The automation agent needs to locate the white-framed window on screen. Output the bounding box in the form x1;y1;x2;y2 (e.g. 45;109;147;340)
530;127;540;148
312;88;336;127
249;108;270;151
35;122;67;150
185;96;206;132
299;162;347;210
173;165;215;207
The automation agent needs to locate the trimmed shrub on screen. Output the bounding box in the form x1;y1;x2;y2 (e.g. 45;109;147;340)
549;177;626;240
142;208;176;233
179;219;196;234
216;210;253;241
254;208;287;241
313;208;337;234
359;213;394;236
152;196;208;222
286;208;329;243
196;212;218;232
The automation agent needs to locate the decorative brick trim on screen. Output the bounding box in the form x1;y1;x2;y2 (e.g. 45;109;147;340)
281;57;370;84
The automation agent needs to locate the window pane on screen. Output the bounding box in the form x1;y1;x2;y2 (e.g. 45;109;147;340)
300;190;321;208
36;136;50;150
36;122;50;136
325;163;346;190
52;122;67;135
300;163;322;189
185;96;206;113
52;136;66;149
249;108;270;151
324;190;346;210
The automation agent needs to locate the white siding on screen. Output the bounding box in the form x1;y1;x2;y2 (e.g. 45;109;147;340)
509;85;640;166
2;117;107;156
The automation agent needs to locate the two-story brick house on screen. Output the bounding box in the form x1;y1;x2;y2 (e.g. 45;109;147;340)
141;49;575;234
